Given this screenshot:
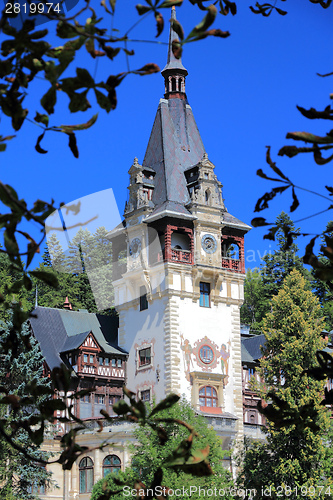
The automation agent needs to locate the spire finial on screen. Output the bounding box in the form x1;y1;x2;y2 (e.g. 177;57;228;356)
161;8;188;99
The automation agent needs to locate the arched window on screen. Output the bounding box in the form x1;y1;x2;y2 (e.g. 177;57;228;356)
103;455;121;477
79;457;94;493
199;386;218;407
205;190;210;203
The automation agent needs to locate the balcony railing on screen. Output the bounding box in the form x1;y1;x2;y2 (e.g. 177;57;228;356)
153;248;193;265
221;257;242;273
170;248;192;264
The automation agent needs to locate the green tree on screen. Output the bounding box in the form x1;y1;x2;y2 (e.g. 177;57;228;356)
241;212;311;331
238;270;332;499
311;222;333;331
0;319;53;499
31;227;113;313
240;268;267;332
130;397;232;499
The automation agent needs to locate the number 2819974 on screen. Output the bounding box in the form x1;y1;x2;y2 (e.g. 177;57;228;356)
5;3;61;14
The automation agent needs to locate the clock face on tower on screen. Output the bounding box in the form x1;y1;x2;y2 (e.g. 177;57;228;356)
201;234;217;254
129;238;141;258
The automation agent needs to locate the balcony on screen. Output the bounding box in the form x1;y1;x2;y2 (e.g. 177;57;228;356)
153;248;193;265
170;248;192;264
221;257;242;273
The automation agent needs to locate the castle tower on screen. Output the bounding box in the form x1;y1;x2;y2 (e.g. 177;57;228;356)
110;8;250;447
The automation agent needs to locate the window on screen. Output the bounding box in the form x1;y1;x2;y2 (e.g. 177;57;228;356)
140;286;148;311
95;395;105;405
105;358;109;366
117;359;122;367
81;394;90;403
89;354;94;364
103;455;121;477
112;359;116;367
109;395;121;415
27;467;46;495
141;389;151;402
199;345;214;364
199;282;210;308
248;367;255;378
99;357;104;366
84;354;88;363
79;457;94;493
139;348;151;367
199;386;218;407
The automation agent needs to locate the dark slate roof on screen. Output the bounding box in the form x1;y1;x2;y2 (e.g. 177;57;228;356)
142;97;205;208
61;331;91;353
30;307;127;370
144;200;196;222
241;334;266;363
222;212;251;231
241;343;254;364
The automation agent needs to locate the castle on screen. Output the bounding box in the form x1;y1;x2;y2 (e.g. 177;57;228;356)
30;10;268;499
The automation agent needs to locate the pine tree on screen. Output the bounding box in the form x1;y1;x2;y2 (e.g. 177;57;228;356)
311;222;333;331
0;319;53;499
241;212;311;331
239;270;332;499
32;228;113;313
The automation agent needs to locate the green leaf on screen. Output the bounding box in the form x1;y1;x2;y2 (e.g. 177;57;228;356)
68;90;91;113
171;18;184;40
159;0;183;7
109;0;117;13
56;21;79;39
275;7;287;15
30;29;48;40
76;67;95;87
186;5;217;40
41;86;57;115
155;11;164;38
104;46;121;60
34;112;49;127
35;132;48;154
60;113;98;133
94;88;112;112
30;270;59;288
113;399;131;415
136;4;151;15
68;132;79;158
149;393;180;417
290;187;299;212
286;131;333;144
133;63;160;76
251;217;270;227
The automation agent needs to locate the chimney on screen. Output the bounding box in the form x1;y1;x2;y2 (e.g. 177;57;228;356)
63;297;72;310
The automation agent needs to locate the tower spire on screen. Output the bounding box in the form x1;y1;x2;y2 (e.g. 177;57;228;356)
161;7;188;99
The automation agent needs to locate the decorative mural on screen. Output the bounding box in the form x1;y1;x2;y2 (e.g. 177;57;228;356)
180;334;231;385
193;336;221;372
220;341;231;384
180;333;194;381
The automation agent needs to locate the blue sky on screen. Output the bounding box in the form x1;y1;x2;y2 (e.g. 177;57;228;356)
1;0;332;270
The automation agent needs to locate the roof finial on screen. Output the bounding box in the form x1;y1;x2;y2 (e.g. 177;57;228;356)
161;8;188;99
